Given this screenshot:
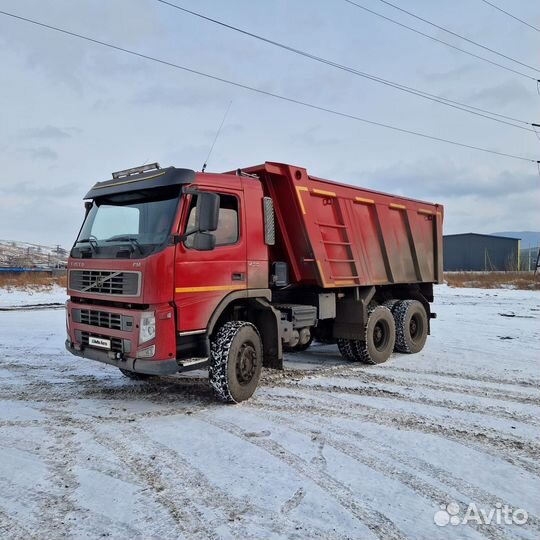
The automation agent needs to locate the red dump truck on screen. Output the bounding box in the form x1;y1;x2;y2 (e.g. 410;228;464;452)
65;162;443;402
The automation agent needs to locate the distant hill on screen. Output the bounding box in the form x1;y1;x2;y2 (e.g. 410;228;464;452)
492;231;540;248
0;239;68;268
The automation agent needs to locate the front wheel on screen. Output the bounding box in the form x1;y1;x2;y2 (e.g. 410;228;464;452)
209;321;263;403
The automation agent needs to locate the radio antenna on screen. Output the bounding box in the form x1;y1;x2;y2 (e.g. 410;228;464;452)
202;100;233;173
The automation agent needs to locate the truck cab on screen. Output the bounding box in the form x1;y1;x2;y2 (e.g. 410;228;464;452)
66;163;279;398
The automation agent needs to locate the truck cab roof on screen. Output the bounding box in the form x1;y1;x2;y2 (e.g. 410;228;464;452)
85;165;195;199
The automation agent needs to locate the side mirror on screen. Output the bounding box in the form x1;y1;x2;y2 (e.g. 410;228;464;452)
196;192;220;232
192;231;216;251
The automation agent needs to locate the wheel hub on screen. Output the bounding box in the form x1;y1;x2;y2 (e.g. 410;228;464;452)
236;343;257;385
410;314;422;340
373;322;386;349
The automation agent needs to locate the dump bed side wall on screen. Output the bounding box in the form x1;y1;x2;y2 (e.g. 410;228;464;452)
255;163;443;288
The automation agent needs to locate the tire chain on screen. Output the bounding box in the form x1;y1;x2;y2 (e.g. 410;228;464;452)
337;338;356;361
209;321;259;403
337;305;394;364
393;300;414;354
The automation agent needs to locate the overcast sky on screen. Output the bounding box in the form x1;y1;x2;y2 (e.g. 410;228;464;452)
0;0;538;248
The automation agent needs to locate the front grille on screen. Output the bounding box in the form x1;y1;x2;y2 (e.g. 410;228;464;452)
80;309;122;330
69;270;140;296
74;308;134;331
78;330;127;354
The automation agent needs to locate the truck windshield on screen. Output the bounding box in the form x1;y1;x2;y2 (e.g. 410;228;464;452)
73;186;180;257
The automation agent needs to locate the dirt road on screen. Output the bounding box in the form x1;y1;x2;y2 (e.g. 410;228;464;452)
0;285;539;539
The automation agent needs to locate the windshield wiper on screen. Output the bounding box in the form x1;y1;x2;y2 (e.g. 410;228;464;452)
75;236;98;252
105;236;143;254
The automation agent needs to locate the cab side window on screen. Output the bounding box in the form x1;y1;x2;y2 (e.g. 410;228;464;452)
185;194;239;248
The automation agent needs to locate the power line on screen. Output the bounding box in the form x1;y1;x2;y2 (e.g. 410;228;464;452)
478;0;540;33
154;0;535;133
342;0;538;81
0;9;536;165
373;0;539;73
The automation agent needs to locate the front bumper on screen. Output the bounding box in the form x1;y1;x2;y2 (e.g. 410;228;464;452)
65;300;178;375
65;339;180;375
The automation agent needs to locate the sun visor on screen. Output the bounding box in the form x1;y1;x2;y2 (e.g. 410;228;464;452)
84;166;195;199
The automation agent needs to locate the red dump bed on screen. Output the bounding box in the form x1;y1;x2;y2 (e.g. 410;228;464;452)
242;162;444;288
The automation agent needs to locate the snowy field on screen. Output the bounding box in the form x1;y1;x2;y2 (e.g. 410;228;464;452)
0;284;66;309
0;285;539;539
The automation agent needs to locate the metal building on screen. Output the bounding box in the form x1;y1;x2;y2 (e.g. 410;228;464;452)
443;233;520;271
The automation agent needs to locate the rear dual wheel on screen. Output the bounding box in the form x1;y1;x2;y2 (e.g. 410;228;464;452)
338;305;396;364
393;300;428;354
337;338;356;361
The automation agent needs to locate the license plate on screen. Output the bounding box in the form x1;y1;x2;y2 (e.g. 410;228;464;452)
88;336;111;350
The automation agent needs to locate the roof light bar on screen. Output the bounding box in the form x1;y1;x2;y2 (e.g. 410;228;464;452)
112;163;161;179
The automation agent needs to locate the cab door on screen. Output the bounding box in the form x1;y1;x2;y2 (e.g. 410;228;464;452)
174;183;247;332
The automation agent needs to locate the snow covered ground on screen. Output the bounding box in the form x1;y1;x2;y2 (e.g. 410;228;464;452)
0;284;66;309
0;285;538;539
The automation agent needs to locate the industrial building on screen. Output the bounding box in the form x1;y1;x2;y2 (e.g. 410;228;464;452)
443;233;520;271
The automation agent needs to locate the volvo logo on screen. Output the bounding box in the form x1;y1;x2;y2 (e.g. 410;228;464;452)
81;271;122;292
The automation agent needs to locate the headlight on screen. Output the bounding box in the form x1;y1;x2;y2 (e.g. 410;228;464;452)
66;301;70;330
139;312;156;343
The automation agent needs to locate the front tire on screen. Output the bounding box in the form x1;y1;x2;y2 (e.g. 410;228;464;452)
209;321;263;403
393;300;428;353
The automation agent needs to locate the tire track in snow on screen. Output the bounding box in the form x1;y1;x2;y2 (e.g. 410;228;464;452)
301;382;539;427
261;409;540;537
0;413;87;539
0;507;39;540
299;389;540;462
327;425;540;531
265;357;539;392
37;412;83;539
278;386;540;460
201;415;408;540
27;403;207;539
77;421;212;540
376;366;539;389
251;393;540;477
296;429;512;539
262;364;540;408
325;370;540;406
129;425;332;540
280;487;306;515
